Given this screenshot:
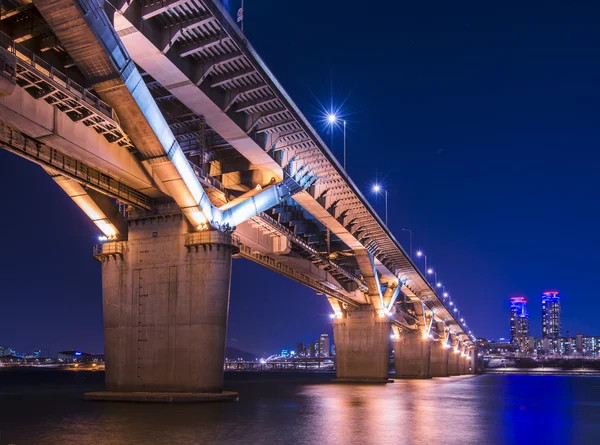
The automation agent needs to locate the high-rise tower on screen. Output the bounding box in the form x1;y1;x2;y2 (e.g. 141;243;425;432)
542;291;561;338
509;296;530;346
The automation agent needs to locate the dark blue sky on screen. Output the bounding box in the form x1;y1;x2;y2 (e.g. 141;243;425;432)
1;0;599;356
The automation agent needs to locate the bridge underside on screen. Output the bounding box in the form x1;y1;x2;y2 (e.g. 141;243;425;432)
0;0;480;398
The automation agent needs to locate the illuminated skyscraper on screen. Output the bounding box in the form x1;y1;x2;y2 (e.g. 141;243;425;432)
319;334;330;357
509;296;530;345
542;291;561;338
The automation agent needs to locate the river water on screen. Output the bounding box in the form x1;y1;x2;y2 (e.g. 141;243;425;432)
0;369;599;444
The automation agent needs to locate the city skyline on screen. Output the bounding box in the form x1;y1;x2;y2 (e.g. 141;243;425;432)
1;0;600;356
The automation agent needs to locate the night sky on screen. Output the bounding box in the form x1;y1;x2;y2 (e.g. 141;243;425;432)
1;0;599;357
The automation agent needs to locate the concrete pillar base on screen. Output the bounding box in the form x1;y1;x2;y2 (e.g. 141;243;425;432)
84;391;239;403
333;307;391;381
395;333;431;379
459;356;468;375
100;216;235;394
430;342;450;377
448;350;460;376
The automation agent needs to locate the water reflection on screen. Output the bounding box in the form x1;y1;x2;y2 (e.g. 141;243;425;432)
0;371;599;445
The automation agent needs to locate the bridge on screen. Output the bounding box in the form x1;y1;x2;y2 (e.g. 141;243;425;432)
0;0;480;399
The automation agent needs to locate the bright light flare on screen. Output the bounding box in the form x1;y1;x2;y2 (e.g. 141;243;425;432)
416;250;423;257
372;184;382;193
427;268;434;274
327;113;338;124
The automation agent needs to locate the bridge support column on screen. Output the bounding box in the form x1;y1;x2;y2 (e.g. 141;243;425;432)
430;342;449;377
333;307;391;383
85;216;239;402
468;352;476;374
448;349;460;376
394;333;431;379
459;351;468;375
474;350;484;374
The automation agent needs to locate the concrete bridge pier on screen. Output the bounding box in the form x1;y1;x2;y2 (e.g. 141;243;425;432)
473;350;484;374
459;349;469;375
85;215;239;402
430;341;449;377
448;348;460;376
394;333;432;379
333;307;392;383
468;352;475;374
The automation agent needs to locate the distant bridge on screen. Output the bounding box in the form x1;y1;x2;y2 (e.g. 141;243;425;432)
0;0;479;399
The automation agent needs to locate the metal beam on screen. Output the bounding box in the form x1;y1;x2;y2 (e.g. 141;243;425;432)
209;67;256;88
235;242;360;309
223;82;268;111
1;3;33;20
162;14;215;52
141;0;191;20
0;122;153;210
179;35;232;58
256;118;296;133
193;51;244;86
234;95;279;113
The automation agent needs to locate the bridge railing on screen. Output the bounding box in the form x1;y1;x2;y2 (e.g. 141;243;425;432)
0;122;152;209
93;241;125;260
0;32;113;117
0;31;134;151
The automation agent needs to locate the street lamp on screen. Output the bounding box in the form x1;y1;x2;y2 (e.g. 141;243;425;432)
372;183;389;226
416;250;428;275
327;113;347;171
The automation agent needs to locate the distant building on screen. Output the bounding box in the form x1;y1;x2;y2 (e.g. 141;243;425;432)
0;355;24;364
478;338;514;355
509;296;530;352
542;291;561;338
0;346;15;357
57;351;103;363
319;334;330;357
296;342;305;356
534;334;600;357
303;342;312;357
24;350;42;359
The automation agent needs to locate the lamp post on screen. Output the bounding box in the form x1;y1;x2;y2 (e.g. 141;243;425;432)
416;250;428;274
372;184;388;226
327;113;347;171
343;120;347;170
